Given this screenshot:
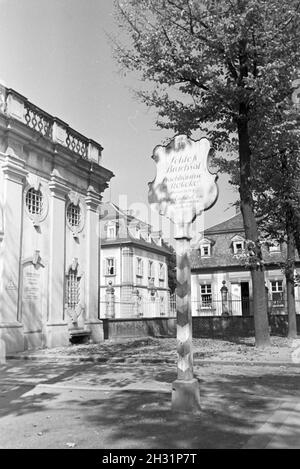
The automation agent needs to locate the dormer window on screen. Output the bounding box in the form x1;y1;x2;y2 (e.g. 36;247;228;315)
231;235;246;255
199;238;213;257
233;241;244;254
200;244;211;257
107;223;116;239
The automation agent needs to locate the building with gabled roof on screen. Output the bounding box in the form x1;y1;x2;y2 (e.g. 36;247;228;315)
190;211;300;317
99;202;171;318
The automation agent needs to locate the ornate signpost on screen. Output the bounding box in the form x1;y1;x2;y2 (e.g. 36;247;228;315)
148;134;218;413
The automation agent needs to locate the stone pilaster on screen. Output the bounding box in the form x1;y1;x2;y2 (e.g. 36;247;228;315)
0;154;27;353
84;185;103;341
45;171;69;348
105;281;115;319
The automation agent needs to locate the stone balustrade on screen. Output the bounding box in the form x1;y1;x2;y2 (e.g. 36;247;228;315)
0;85;103;164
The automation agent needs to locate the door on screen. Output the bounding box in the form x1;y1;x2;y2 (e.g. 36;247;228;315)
241;282;250;316
231;283;242;315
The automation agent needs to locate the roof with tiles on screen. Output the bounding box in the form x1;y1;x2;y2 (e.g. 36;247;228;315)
190;212;296;270
100;202;171;256
205;212;244;235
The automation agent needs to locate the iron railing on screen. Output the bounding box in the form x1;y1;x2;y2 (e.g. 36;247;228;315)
100;297;300;319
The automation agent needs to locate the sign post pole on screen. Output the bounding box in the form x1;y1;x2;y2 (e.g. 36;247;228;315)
148;134;218;414
172;220;201;412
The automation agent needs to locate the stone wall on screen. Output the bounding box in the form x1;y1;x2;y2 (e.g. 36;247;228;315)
103;317;177;340
103;315;300;340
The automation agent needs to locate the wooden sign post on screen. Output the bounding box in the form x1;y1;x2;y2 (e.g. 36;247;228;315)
148;134;218;413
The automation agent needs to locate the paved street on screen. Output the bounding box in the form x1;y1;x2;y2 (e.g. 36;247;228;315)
0;344;299;449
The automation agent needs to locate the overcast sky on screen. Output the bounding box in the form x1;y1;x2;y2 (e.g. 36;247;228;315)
0;0;237;234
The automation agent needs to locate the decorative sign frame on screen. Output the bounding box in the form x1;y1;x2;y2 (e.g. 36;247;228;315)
148;134;218;224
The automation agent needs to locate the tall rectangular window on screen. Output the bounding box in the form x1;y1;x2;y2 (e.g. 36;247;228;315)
148;260;154;279
66;268;80;309
200;284;212;308
136;257;143;277
106;258;116;276
271;280;284;306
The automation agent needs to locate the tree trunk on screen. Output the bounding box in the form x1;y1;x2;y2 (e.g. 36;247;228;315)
290;204;300;259
286;219;297;339
238;112;270;347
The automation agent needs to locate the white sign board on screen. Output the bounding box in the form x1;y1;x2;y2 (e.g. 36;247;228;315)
148;135;218;223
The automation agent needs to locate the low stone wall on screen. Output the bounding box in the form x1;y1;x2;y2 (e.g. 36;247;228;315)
103;315;300;340
192;316;255;338
103;317;177;340
192;314;300;338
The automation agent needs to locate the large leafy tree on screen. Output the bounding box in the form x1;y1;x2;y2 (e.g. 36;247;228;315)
252;121;300;339
219;114;300;338
113;0;300;346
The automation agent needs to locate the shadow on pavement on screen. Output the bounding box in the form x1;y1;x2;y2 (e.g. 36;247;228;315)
0;355;299;448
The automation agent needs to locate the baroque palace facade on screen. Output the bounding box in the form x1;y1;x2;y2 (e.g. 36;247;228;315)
0;86;114;353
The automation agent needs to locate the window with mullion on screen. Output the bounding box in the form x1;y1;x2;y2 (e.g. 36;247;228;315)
106;258;116;276
200;284;212;308
271;280;284;306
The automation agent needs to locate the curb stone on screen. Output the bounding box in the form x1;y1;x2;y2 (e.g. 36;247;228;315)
4;354;298;367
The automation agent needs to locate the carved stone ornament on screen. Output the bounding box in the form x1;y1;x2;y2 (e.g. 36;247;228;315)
148;135;218;224
22;250;45;268
66;303;85;324
68;191;80;206
32;250;41;266
65;258;83;276
27;174;41;191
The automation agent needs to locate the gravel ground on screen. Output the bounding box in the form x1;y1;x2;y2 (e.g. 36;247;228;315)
15;336;299;363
